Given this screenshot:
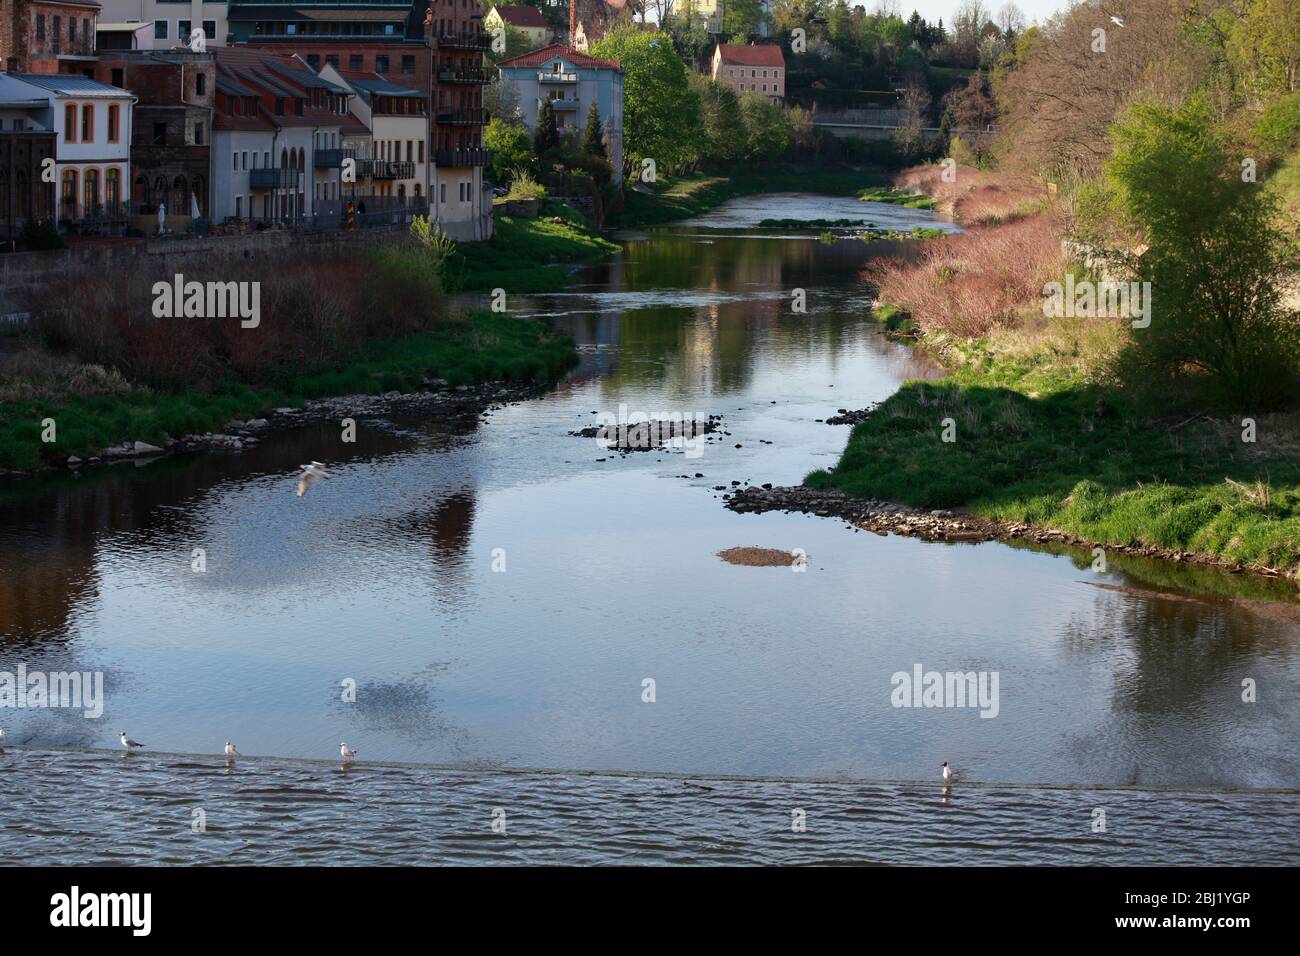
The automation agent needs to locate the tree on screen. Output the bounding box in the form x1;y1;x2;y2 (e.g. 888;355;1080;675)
690;73;746;165
582;100;607;157
995;1;1025;39
534;99;560;154
1228;0;1300;96
591;29;701;174
893;77;932;160
738;93;793;160
1099;97;1300;409
484;117;533;184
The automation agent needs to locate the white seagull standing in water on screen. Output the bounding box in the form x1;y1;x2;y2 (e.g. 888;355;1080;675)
942;761;955;785
339;742;358;760
119;730;144;751
224;741;240;757
296;461;331;497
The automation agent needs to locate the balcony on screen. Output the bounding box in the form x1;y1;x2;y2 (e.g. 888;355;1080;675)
438;67;490;84
250;168;299;190
434;147;491;167
314;149;345;169
437;32;492;51
539;98;578;111
537;71;578;84
437;109;489;126
357;159;415;180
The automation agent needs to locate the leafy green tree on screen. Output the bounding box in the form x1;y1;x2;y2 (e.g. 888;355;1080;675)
484;117;533;184
582;101;606;158
739;93;792;161
534;99;560;155
690;73;746;165
591;29;701;174
1099;97;1300;409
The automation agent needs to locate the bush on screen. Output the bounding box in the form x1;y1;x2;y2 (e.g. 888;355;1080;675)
20;218;65;251
1102;98;1300;410
506;169;547;201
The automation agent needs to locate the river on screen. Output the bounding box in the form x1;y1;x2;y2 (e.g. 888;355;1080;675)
1;193;1297;865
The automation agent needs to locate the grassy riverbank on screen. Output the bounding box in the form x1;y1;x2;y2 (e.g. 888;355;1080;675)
447;202;618;293
610;168;894;227
810;164;1300;578
0;312;576;471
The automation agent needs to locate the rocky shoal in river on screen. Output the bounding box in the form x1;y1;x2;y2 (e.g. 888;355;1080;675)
724;485;1292;580
0;379;544;480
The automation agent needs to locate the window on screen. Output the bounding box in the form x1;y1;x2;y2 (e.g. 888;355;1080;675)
106;168;121;207
275;98;284;116
406;140;413;162
108;104;119;142
81;104;93;142
179;20;190;40
61;168;77;216
196;73;206;96
203;20;215;39
152;122;166;145
194;123;204;145
111;68;124;88
233;152;239;170
439;182;446;203
36;16;45;42
307;54;320;69
64;104;77;143
83;168;99;213
327;55;338;68
52;17;61;52
69;17;76;42
376;55;389;74
402;55;415;74
418;141;424;163
242;151;248;170
263;151;270;168
349;55;363;71
236;196;243;219
154;20;167;40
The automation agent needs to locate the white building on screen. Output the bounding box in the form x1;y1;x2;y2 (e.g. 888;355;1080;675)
0;73;135;223
94;0;231;49
318;64;428;205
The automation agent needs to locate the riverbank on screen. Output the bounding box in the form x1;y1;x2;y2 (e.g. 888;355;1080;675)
0;311;577;477
447;202;619;293
804;165;1300;581
611;167;897;227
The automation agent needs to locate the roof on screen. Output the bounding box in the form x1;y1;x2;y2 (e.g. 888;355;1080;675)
497;43;620;70
338;70;423;98
4;74;132;97
96;22;154;32
212;47;351;131
491;5;547;28
715;43;785;67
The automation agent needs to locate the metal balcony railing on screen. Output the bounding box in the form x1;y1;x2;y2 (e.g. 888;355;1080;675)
314;149;345;169
436;109;489;126
438;67;490;84
437;32;492;51
356;159;415;179
537;71;578;84
539;97;578;111
434;147;490;167
250;168;300;189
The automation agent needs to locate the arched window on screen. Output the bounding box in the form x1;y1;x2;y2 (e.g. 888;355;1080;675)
105;168;121;209
135;174;149;211
413;183;421;198
83;167;99;215
397;184;405;199
61;168;78;218
171;175;187;216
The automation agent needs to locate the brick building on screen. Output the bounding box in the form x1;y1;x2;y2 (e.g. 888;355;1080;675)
77;50;214;224
0;106;56;240
2;0;101;73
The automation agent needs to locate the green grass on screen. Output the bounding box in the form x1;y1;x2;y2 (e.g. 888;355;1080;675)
0;313;577;471
611;168;890;227
447;202;618;293
809;328;1300;574
857;186;937;209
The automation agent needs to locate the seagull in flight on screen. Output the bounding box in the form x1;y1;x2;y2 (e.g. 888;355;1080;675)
224;741;240;758
297;461;331;497
119;730;144;751
339;742;358;760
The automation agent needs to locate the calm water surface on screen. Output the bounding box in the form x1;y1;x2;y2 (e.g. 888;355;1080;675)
1;193;1297;864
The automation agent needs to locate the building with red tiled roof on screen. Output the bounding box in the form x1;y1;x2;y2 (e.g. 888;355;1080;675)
712;43;785;104
484;5;551;50
496;44;623;182
210;46;353;224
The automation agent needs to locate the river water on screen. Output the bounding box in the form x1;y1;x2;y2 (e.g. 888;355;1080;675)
1;193;1297;865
